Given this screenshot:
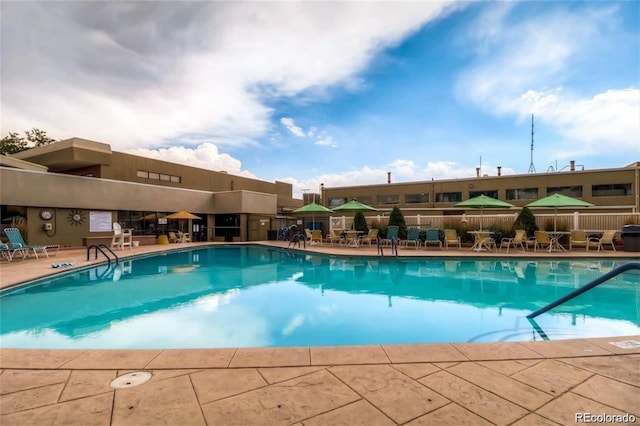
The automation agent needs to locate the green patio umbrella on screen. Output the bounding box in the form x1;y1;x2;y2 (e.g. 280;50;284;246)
526;193;594;231
455;195;515;230
292;202;334;230
332;199;377;213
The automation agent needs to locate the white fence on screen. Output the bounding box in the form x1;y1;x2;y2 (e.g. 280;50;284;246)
329;212;640;233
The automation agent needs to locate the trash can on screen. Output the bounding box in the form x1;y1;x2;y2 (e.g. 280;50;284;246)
621;225;640;252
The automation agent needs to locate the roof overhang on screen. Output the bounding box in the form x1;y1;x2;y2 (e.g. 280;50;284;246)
12;138;112;172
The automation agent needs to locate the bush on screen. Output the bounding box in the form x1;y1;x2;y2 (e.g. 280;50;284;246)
388;206;408;239
514;206;538;237
353;211;369;234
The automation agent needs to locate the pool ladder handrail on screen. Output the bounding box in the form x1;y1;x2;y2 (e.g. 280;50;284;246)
86;244;119;265
527;262;640;319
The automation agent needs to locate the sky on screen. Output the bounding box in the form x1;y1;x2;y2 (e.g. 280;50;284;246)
2;1;639;198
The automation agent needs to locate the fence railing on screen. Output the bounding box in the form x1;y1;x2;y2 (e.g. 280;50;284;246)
329;212;640;234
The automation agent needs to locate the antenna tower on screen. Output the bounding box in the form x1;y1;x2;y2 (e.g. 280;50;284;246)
528;114;536;173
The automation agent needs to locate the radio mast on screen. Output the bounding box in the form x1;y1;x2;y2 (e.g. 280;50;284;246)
528;114;536;173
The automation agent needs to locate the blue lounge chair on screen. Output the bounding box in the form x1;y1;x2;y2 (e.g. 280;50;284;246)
403;226;421;248
424;228;442;249
4;227;50;258
381;226;399;247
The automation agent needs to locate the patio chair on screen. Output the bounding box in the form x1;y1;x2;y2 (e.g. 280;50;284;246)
403;227;421;248
359;228;378;246
569;230;596;251
3;227;49;258
590;230;617;251
168;232;179;243
500;229;527;252
327;229;344;245
444;229;461;249
532;231;551;252
381;226;399;247
311;229;323;245
424;228;442;249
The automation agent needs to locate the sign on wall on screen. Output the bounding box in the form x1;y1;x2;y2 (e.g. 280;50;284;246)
90;211;113;232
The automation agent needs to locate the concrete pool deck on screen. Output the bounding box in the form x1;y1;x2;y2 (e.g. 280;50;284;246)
1;242;639;425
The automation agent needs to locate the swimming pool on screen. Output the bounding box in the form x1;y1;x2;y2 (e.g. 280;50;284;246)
1;245;639;349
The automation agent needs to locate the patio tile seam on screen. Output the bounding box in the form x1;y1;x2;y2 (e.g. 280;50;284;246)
442;362;558;412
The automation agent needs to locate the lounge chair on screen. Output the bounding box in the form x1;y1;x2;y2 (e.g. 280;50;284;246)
500;229;527;252
590;230;617;251
111;223;132;250
1;242;17;262
381;226;399;247
3;227;49;258
444;229;461;249
359;229;379;246
168;232;179;243
424;228;442;249
403;227;421;248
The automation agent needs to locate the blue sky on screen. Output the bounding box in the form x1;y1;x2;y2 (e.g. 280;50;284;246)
2;1;638;198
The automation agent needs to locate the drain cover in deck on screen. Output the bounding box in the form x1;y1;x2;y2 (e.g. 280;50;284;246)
110;371;152;389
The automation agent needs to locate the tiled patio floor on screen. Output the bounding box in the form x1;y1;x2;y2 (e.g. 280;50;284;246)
1;242;639;425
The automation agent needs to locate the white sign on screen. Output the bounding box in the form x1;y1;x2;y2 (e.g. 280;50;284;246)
90;211;113;232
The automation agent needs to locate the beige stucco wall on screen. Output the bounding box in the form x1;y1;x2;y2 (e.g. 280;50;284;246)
1;167;280;246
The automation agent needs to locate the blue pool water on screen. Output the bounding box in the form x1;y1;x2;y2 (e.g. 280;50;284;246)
1;245;639;349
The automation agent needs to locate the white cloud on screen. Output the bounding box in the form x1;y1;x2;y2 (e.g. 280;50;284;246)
457;4;638;158
510;88;640;158
127;143;258;179
1;2;455;150
281;159;515;198
315;136;336;148
280;117;305;137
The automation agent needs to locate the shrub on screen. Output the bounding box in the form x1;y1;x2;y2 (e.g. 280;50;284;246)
388;206;408;239
353;211;369;234
514;206;538;237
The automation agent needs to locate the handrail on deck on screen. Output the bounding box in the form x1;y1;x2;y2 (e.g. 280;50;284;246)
86;244;119;265
527;262;640;319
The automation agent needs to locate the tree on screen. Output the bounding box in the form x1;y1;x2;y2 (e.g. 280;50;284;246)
26;128;56;147
353;211;369;235
0;128;56;155
0;132;28;155
514;206;538;237
388;206;408;239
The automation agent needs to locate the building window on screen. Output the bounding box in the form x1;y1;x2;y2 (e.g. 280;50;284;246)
356;196;372;205
435;192;462;202
137;169;181;183
329;198;348;208
547;186;582;197
506;188;538;200
377;194;400;205
405;193;429;204
592;183;632;197
469;190;498;199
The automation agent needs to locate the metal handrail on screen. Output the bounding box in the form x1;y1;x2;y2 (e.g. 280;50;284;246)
86;244;119;265
527;262;640;319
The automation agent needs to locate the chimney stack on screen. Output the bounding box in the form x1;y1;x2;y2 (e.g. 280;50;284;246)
570;160;575;172
476;167;480;177
387;172;391;184
497;166;502;176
